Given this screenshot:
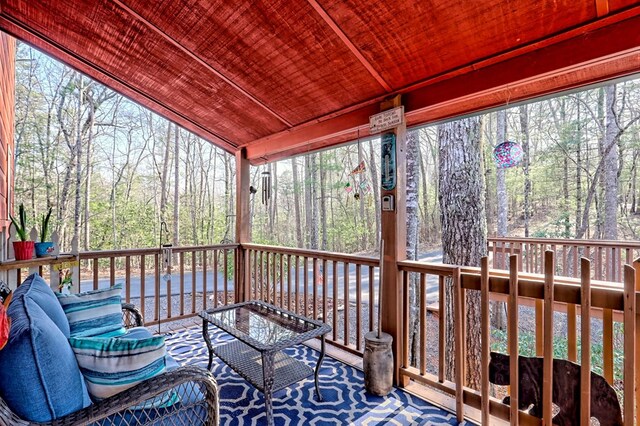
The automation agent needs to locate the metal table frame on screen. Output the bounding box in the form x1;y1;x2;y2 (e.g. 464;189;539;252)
200;301;331;426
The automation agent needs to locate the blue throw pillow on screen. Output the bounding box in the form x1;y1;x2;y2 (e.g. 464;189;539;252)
56;284;126;337
14;273;70;337
0;295;91;422
70;335;177;407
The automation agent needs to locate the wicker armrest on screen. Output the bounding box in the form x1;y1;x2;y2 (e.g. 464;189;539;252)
121;302;144;328
40;366;219;426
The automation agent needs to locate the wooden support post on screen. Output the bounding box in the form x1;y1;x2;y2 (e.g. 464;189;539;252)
634;258;640;424
624;264;636;426
235;147;251;302
580;257;591;426
379;95;406;387
508;255;519;426
543;250;554;424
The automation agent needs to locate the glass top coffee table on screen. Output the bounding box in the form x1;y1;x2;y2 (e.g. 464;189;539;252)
199;300;331;426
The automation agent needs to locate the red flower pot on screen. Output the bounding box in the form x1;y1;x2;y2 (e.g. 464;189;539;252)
13;241;35;261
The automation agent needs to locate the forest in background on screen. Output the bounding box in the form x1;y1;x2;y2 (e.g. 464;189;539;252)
13;42;640;254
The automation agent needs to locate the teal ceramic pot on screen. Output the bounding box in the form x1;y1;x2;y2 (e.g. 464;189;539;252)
34;242;55;258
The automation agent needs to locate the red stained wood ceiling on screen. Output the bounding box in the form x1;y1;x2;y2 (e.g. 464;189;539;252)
0;0;639;163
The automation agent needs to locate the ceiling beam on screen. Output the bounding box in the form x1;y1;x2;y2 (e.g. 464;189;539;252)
113;0;293;128
307;0;393;92
245;8;640;164
0;12;238;153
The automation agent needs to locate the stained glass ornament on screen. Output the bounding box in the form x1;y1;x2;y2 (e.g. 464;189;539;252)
493;141;524;169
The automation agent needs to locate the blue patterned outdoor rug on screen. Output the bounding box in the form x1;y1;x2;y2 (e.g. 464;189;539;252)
165;326;460;425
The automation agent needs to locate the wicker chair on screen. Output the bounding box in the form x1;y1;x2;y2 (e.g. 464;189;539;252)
0;304;219;426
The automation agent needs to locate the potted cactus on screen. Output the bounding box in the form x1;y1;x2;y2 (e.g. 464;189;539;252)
35;207;54;258
9;203;34;261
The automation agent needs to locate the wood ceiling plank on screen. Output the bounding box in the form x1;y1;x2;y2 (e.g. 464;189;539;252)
318;0;597;89
306;0;392;92
113;0;293;127
246;11;640;163
122;0;385;126
0;14;237;153
0;0;287;145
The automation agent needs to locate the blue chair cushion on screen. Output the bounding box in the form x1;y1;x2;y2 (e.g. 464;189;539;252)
13;273;70;337
0;294;91;422
56;284;126;338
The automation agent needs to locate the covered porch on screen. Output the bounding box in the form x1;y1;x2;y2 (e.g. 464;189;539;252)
0;1;640;425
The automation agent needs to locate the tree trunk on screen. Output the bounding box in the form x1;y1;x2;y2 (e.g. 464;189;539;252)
405;130;421;364
438;116;487;389
602;84;619;241
309;154;319;249
82;94;94;250
160;123;172;224
319;152;328;251
291;157;303;247
73;75;84;245
173;127;180;245
519;105;531;237
575;97;582;235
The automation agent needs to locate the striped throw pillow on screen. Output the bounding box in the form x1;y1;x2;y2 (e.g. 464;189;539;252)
55;284;126;338
69;335;172;402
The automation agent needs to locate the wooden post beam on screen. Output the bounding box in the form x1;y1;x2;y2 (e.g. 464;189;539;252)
379;94;407;386
235;147;251;302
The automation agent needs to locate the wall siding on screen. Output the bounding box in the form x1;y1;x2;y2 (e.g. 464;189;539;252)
0;31;15;227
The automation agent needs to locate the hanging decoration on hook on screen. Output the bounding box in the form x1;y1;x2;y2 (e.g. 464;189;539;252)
160;221;172;283
493;140;524;169
261;171;272;205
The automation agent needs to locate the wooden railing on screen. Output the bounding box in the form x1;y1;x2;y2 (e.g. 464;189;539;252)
79;244;237;326
242;243;380;355
400;253;638;425
2;240;638;424
489;236;640;281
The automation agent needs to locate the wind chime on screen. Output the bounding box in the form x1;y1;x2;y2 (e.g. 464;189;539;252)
261;170;272;205
343;132;371;201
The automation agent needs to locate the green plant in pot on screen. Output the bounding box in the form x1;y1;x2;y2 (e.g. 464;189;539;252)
10;203;34;261
35;207;54;258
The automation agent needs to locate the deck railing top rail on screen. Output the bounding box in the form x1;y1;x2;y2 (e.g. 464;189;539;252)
242;243;379;266
488;236;640;249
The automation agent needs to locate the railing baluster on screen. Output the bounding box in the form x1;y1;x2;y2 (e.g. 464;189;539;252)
125;256;131;303
93;258;98;290
313;258;318;320
191;251;196;314
140;255;145;321
623;264;636;426
322;259;328;322
419;273;426;376
438;274;445;383
179;252;185;316
580;257;591;426
369;266;374;332
356;264;362;352
333;260;338;342
453;267;464;423
287;254;292;310
303;257;309;317
543;251;555;424
167;253;172;319
480;257;490;426
295;256;300;314
402;271;409;368
202;250;208;310
110;257;115;288
224;249;229;305
344;262;350;346
266;252;271;304
154;253;160;323
280;253;284;308
508;255;519;426
213;250;219;307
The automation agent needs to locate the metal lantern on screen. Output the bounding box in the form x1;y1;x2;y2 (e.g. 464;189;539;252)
493;141;524;169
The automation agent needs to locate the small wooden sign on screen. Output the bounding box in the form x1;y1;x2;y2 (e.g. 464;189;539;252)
369;106;404;134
